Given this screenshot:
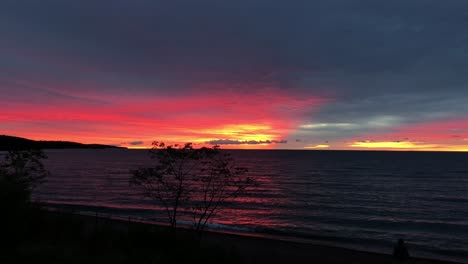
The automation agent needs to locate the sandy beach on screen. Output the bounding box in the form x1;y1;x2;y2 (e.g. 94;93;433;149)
56;211;462;264
199;231;460;264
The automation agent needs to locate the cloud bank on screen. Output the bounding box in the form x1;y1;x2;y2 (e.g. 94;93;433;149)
1;0;467;150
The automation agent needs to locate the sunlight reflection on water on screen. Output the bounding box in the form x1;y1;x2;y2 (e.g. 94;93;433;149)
35;149;468;263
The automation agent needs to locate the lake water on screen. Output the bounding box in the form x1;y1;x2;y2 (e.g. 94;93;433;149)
31;149;468;263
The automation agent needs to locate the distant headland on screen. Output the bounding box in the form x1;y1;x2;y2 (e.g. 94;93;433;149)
0;135;123;150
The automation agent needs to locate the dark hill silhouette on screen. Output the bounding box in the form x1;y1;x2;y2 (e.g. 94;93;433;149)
0;135;123;150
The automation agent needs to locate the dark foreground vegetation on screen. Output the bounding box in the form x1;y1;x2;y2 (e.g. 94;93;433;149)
0;148;463;264
0;147;245;264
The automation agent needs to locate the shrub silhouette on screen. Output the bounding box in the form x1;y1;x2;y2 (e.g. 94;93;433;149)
0;149;48;205
0;149;49;249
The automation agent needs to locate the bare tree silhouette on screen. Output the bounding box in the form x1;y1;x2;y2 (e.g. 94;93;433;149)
130;142;257;237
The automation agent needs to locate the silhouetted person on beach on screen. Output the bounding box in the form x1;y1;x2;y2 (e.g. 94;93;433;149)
393;239;410;263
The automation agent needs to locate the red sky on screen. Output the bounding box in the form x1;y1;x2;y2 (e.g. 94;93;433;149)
2;1;468;151
2;86;325;149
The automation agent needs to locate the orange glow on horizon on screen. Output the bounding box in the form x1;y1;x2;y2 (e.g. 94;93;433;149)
350;141;437;149
350;141;468;152
345;119;468;151
304;144;330;149
192;124;281;144
2;87;322;149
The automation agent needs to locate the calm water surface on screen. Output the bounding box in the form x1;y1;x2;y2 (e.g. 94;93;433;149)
31;149;468;263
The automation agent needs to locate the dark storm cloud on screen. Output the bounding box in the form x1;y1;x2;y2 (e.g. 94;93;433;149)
2;1;467;86
1;0;468;145
119;141;144;146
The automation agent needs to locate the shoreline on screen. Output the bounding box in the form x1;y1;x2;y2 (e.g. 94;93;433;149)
47;210;463;264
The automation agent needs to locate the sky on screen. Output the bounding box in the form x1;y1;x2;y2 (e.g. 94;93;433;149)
1;0;468;150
